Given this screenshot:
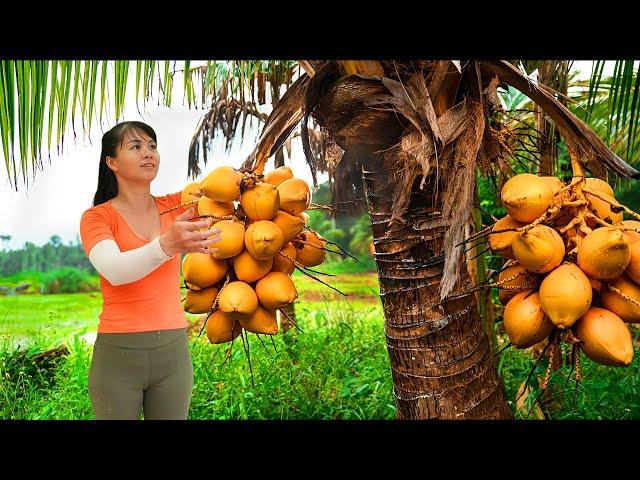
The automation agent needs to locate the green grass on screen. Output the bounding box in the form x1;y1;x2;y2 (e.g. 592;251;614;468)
0;292;103;348
3;269;640;420
306;257;377;275
498;328;640;420
0;297;394;420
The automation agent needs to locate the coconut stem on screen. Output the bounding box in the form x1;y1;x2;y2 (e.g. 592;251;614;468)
239;329;256;387
195;214;236;221
458;224;493;246
573;349;581;408
443;275;536;306
292;262;348;297
564;343;577;390
307;203;350;214
582;187;640;222
516;335;555;403
569;146;585;180
278;252;336;277
541;335;557;391
493;341;512;358
468;246;492;263
254;333;271;354
607;284;640;308
305;227;360;262
279;308;303;333
158;200;199;216
221;336;235;366
299;239;352;259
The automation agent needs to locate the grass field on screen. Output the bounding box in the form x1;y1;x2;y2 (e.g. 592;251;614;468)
2;269;640;419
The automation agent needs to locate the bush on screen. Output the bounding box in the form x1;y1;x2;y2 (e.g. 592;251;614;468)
0;271;44;292
41;268;100;294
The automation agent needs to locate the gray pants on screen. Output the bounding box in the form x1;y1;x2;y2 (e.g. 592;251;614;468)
88;327;193;420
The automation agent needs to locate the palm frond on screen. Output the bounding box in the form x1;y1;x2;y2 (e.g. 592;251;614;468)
0;60;175;190
585;60;640;166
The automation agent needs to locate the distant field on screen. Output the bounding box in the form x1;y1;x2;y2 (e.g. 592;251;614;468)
0;273;382;348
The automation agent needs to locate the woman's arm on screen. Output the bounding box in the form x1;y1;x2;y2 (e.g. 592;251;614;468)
80;206;221;286
88;237;174;286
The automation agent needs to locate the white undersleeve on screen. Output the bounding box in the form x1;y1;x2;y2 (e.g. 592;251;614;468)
88;237;174;286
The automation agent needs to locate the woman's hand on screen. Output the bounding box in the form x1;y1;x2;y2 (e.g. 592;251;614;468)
159;207;222;257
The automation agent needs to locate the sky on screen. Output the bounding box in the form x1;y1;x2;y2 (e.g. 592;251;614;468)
0;60;614;251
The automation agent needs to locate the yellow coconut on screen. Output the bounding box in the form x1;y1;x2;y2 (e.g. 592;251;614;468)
272;243;297;275
278;178;311;215
295;231;326;267
218;281;259;318
198;196;235;219
295;212;310;225
577;227;631;280
182;286;218;314
539;175;564;195
498;261;533;305
240;182;280;221
271;210;305;244
538;263;592;329
503;291;554;348
601;274;640;323
619;220;640;244
255;272;298;310
238;304;278;335
489;215;525;259
209;220;245;259
232;250;273;283
206;309;243;344
626;239;640;285
501;173;554;223
585;177;615;197
512;225;565;274
245;220;285;260
201;166;243;202
182;253;228;288
181;181;202;206
586;191;623;226
264;166;294;187
575;307;634;367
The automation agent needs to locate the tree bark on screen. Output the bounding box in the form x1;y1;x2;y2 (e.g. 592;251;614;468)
355;145;512;419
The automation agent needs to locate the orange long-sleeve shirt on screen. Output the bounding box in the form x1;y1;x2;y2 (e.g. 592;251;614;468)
79;191;188;333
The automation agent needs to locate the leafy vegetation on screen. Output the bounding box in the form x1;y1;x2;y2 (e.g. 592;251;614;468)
0;235;95;277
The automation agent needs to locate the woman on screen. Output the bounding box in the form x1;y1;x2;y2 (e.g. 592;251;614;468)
79;121;221;420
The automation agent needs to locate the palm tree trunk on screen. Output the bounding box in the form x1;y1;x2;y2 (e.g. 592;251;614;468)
302;61;512;419
354;144;511;419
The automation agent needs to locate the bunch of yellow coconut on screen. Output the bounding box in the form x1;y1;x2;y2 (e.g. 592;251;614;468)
177;165;327;345
487;172;640;368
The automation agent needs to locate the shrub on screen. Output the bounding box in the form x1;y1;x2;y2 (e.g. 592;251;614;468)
41;268;100;294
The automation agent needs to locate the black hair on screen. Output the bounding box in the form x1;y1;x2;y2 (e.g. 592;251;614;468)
92;121;158;206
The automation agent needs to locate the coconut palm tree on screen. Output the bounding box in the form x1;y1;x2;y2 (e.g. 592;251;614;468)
1;59;638;419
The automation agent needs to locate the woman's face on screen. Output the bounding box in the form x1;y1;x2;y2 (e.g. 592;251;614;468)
106;128;160;183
